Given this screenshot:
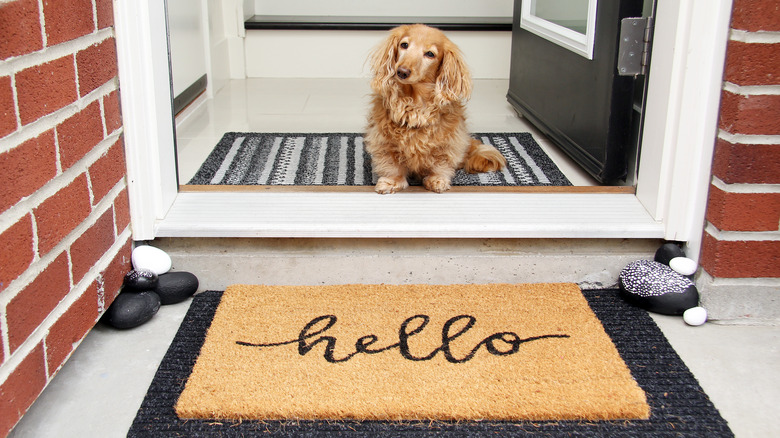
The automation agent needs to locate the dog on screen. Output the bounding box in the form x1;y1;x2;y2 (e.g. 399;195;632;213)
365;24;506;194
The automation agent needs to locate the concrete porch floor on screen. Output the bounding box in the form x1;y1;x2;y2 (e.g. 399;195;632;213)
9;285;779;437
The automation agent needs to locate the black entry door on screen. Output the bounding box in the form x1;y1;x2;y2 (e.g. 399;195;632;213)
507;0;646;184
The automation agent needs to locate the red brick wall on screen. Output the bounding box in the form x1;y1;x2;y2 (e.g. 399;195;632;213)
700;0;780;280
0;0;130;435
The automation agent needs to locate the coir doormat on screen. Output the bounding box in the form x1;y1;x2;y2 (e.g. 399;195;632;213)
175;283;647;421
185;133;572;187
129;287;733;437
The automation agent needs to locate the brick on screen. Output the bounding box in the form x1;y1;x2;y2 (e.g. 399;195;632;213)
113;187;131;233
46;282;99;375
15;55;77;125
95;0;114;29
103;90;122;134
57;101;103;170
731;0;780;32
0;130;58;213
100;238;132;308
707;185;780;232
718;91;780;135
42;0;94;47
70;209;115;285
0;0;43;60
6;252;71;354
76;38;118;97
0;75;16;138
89;139;126;203
712;139;780;184
0;343;47;436
700;231;780;278
725;41;780;86
0;214;35;292
34;173;92;256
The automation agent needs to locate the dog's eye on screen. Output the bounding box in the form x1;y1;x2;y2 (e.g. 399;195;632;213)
400;42;409;49
424;51;435;58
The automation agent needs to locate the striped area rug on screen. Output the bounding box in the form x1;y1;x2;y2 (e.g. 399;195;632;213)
186;133;572;186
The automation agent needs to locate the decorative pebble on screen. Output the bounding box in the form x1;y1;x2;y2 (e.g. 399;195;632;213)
104;291;161;329
619;260;700;315
155;271;199;305
669;257;698;276
123;269;159;291
683;306;708;326
654;243;686;266
131;245;172;275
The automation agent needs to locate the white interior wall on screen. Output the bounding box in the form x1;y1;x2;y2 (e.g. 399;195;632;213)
243;30;512;79
178;0;514;83
206;0;230;95
252;0;513;17
167;0;208;96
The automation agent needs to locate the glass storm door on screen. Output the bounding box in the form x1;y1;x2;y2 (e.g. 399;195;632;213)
508;0;648;184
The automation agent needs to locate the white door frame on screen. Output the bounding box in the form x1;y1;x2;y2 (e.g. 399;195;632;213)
113;0;178;239
114;0;733;261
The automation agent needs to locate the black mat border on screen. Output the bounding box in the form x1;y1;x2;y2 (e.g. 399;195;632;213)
128;290;732;437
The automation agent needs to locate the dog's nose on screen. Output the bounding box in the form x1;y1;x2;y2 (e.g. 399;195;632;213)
396;67;411;80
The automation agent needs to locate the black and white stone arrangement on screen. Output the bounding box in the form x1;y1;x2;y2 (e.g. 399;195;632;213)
103;245;199;330
619;243;708;326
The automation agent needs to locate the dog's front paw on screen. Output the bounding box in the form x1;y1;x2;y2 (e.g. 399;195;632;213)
375;177;409;194
423;176;451;193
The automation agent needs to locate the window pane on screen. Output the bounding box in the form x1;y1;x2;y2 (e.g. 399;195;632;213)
530;0;589;34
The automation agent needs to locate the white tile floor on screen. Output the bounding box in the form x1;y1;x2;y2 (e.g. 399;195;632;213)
8;79;779;437
173;78;597;186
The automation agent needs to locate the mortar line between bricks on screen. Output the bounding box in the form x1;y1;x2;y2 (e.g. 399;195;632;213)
0;28;114;76
712;176;780;194
723;82;780;96
718;130;780;145
705;223;780;241
730;29;780;43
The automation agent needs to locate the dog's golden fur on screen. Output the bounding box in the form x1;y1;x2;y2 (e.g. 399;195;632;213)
365;24;507;194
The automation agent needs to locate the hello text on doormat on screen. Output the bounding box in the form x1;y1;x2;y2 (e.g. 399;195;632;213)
175;283;649;421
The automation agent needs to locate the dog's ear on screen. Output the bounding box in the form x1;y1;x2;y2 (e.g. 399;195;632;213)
435;43;472;105
369;26;403;94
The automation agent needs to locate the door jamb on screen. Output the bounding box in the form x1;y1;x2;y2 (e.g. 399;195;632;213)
635;0;733;260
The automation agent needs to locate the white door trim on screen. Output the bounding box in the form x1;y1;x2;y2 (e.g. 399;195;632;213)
115;0;733;258
113;0;178;239
636;0;734;259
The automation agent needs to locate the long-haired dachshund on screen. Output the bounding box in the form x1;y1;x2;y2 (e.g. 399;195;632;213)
365;24;506;194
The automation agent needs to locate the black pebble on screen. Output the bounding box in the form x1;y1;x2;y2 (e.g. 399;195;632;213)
654;243;686;265
104;291;161;329
154;271;198;305
123;269;159;291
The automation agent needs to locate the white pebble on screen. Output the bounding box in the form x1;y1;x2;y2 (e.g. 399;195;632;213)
132;245;172;275
683;306;707;326
670;257;698;276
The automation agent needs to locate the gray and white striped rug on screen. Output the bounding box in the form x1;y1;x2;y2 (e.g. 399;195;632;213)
186;132;571;186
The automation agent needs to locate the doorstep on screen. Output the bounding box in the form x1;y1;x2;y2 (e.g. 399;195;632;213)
154;190;664;239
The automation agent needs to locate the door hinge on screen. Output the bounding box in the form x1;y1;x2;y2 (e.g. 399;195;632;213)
618;17;654;76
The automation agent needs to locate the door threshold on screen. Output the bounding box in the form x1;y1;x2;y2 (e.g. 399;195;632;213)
155;190;662;239
179;184;635;194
